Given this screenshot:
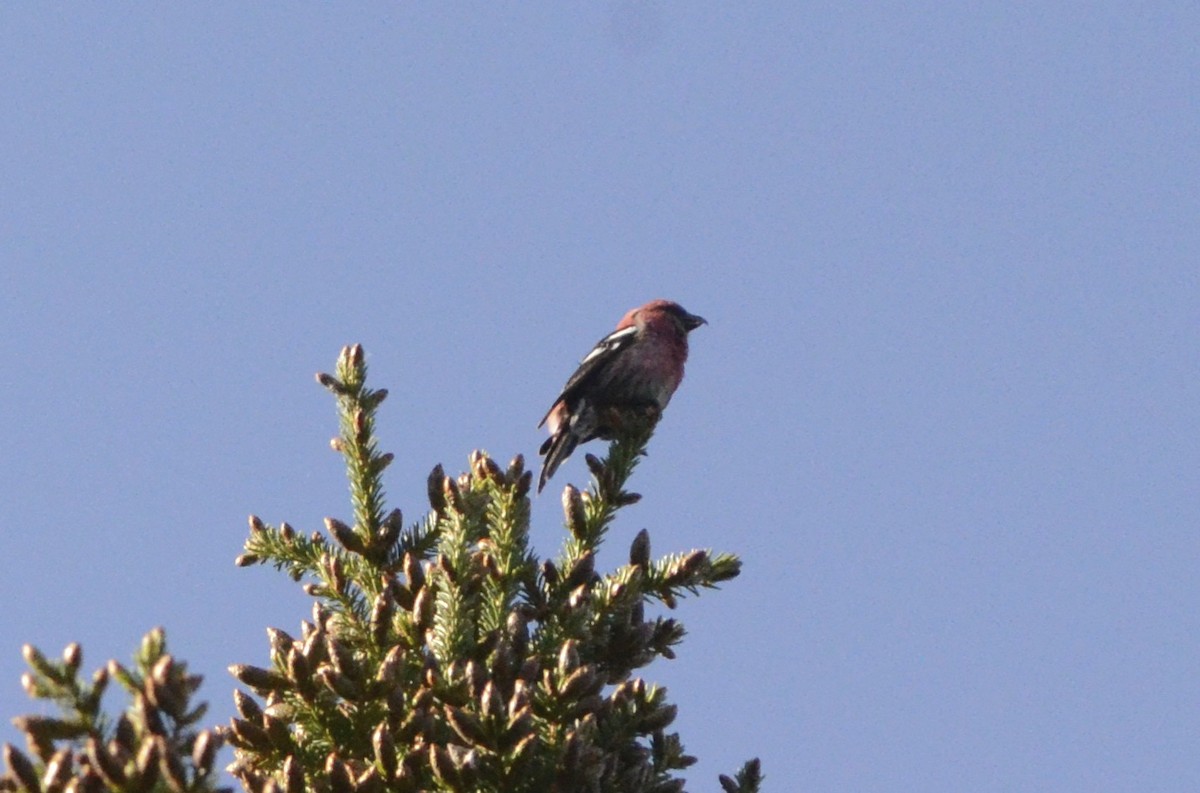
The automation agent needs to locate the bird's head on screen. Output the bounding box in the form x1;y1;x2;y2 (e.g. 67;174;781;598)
637;299;707;334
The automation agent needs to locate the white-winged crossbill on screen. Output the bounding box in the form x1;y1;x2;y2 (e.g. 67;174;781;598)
537;299;706;492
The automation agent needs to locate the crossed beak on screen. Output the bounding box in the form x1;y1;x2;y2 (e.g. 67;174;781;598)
683;313;707;332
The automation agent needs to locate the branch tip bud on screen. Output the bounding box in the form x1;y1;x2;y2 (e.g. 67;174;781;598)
629;529;651;567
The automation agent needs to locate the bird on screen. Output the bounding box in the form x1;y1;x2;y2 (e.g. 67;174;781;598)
537;299;706;493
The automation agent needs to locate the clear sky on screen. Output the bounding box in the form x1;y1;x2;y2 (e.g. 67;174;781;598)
2;4;1197;790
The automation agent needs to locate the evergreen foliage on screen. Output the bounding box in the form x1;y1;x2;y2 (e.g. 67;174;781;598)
3;344;760;793
2;629;226;792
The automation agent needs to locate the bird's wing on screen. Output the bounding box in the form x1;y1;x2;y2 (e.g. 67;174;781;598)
538;326;639;427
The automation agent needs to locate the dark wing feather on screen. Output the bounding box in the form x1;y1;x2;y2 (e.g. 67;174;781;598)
537;326;639;427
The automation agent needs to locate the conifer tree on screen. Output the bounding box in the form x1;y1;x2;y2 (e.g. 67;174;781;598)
3;344;761;793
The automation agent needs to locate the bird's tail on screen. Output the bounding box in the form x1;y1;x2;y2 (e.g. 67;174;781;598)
538;429;579;493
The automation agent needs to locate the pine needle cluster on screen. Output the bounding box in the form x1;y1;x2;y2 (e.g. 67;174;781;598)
2;629;225;793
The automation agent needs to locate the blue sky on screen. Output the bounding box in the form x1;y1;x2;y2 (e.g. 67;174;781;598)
2;4;1198;790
